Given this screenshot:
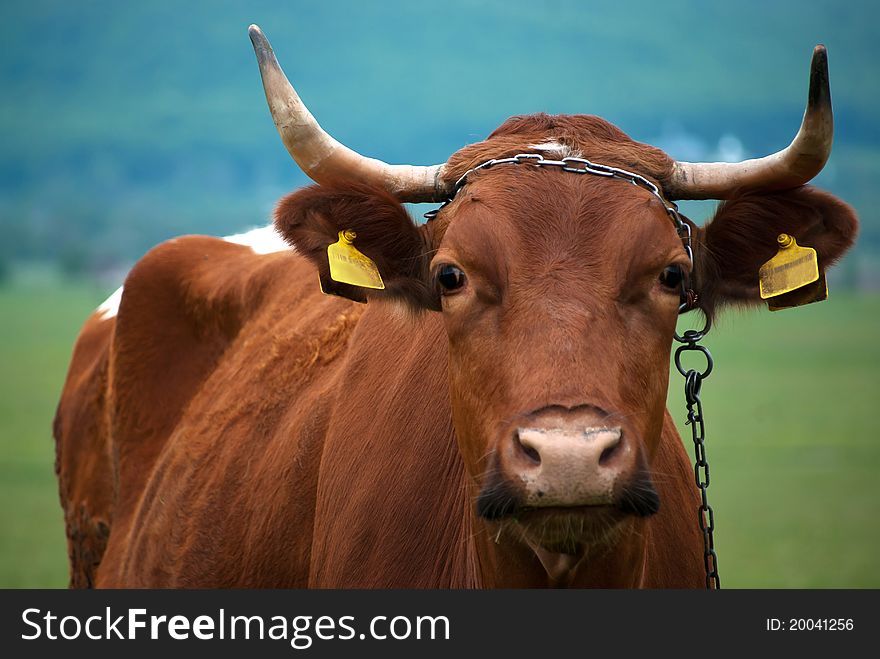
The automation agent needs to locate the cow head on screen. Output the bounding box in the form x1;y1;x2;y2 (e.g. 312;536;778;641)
252;27;857;556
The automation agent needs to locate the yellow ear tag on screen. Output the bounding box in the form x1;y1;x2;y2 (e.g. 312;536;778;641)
759;234;819;299
326;230;385;290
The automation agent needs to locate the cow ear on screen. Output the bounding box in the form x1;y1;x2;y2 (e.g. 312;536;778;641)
694;186;858;314
274;183;439;310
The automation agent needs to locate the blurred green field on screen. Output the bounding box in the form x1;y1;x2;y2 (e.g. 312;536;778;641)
667;294;880;587
0;282;877;587
0;281;108;587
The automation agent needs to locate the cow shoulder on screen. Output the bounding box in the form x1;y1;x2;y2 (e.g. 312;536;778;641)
104;237;306;523
96;235;363;586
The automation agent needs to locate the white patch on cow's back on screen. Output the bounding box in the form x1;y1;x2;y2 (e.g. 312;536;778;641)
223;224;291;255
97;286;123;321
95;224;292;321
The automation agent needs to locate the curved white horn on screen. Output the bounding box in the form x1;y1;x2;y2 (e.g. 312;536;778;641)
249;24;450;202
667;45;833;200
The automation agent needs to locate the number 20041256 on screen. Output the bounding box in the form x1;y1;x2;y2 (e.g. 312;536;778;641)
766;619;854;631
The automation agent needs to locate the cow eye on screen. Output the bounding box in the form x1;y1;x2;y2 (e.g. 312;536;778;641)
658;265;684;290
437;264;466;292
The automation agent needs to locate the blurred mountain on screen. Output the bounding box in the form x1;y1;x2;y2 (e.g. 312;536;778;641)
1;0;878;281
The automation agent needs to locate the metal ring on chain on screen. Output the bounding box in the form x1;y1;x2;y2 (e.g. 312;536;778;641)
673;312;711;342
674;343;714;380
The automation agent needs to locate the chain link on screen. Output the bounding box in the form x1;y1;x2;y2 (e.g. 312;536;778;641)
426;152;720;589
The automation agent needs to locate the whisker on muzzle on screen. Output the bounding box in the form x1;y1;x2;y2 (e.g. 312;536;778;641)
617;473;661;517
475;467;522;520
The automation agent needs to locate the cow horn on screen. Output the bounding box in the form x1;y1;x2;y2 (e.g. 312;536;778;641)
667;45;833;200
248;25;449;203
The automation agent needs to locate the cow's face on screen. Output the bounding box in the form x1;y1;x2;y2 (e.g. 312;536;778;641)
429;169;684;551
276;138;857;556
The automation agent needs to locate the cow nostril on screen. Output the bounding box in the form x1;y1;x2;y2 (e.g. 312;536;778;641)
523;444;541;464
598;444;618;465
514;432;541;464
598;432;624;466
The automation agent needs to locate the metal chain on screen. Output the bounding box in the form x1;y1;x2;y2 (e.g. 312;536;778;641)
425;153;695;267
674;332;720;589
426;152;719;589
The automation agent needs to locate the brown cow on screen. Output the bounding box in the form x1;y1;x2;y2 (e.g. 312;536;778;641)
54;27;857;588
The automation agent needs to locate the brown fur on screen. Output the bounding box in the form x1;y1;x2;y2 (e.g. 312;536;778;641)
54;113;858;588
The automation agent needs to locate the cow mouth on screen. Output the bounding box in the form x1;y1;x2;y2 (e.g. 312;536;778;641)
514;506;631;555
476;469;659;552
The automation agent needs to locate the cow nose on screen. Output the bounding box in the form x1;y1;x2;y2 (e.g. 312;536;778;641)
512;424;630;508
518;426;623;467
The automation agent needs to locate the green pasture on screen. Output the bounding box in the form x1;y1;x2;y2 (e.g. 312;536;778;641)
0;282;877;588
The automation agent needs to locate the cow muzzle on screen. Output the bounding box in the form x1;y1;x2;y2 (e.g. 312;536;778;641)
476;406;659;522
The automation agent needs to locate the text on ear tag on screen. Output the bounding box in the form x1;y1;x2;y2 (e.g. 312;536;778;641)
759;234;819;299
327;230;385;290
